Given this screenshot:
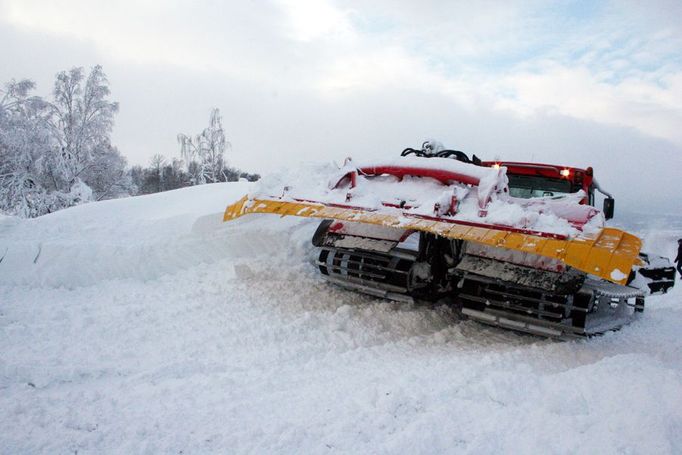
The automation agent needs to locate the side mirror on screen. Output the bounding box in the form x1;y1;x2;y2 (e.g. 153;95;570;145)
603;197;615;220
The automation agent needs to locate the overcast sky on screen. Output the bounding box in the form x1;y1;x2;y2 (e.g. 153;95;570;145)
1;0;681;214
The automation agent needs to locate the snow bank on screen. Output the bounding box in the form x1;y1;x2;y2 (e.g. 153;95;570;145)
0;182;256;287
2;180;682;453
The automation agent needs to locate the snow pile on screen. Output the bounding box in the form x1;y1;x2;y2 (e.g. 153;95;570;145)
0;182;252;287
2;181;682;453
252;158;602;238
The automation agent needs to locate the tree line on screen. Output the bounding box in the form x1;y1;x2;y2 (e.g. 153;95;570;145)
130;108;259;196
0;66;258;218
129;153;260;196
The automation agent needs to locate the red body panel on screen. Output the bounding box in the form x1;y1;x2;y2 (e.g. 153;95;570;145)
357;165;481;186
334;165;482;189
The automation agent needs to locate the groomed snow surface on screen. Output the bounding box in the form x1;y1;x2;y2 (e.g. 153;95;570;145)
1;182;681;454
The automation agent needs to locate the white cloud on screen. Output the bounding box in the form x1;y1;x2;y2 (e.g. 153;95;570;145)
492;64;682;144
275;0;353;42
0;0;295;83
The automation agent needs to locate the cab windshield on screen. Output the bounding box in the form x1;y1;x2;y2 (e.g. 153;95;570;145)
507;174;574;199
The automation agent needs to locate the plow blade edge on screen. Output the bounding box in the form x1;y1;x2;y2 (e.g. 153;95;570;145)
223;196;642;286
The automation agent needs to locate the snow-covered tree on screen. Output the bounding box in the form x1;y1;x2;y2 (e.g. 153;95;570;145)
81;144;131;200
200;109;227;183
47;65;126;200
0;79;53;217
177;134;200;184
177;108;229;184
128;156;191;195
0;66;131;217
148;154;166;193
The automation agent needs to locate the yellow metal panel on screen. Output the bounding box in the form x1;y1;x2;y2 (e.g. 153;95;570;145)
498;233;527;252
518;236;548;255
481;229;509;247
583;248;614;277
445;224;474;239
606;231;643;281
462;226;493;243
563;240;592;272
407;218;440;232
223;196;641;285
593;228;624;250
583;229;620;277
539;239;568;260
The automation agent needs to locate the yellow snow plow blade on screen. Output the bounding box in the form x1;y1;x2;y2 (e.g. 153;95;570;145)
223;196;642;286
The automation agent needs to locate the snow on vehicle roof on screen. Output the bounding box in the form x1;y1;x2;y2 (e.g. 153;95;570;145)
252;158;604;238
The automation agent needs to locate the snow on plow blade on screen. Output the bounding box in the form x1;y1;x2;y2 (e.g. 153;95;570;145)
224;195;642;286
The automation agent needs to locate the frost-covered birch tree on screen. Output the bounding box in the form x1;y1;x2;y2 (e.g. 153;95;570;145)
200;109;228;183
177;108;229;184
177;134;200;184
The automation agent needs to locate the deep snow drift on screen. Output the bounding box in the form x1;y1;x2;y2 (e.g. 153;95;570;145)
1;182;681;453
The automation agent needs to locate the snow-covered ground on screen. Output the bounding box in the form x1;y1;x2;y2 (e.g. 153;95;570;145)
1;182;681;453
